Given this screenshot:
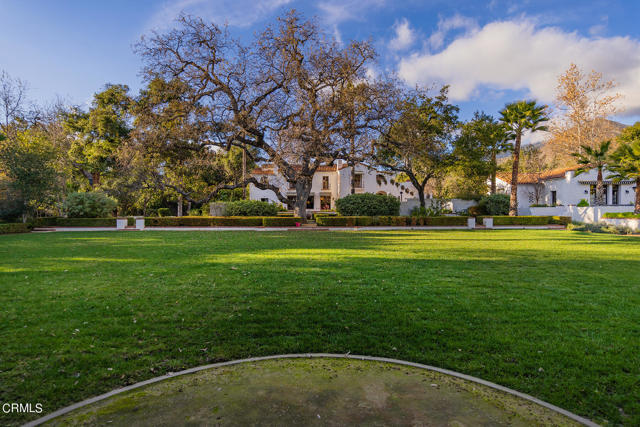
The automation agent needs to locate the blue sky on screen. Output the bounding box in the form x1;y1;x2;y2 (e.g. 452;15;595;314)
2;0;640;128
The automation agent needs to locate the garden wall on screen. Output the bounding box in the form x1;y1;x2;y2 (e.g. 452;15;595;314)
530;206;632;224
601;217;640;231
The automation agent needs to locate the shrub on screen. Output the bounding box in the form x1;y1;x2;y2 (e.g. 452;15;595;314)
144;216;264;227
602;212;640;219
477;216;552;226
468;205;482;216
478;194;509;216
354;216;373;226
54;218;116;227
0;223;30;234
225;200;279;216
316;216;356;227
577;199;589;207
213;217;263;226
567;222;633;235
424;216;468;226
157;208;171;217
262;217;301;227
335;193;400;216
63;192;117;218
551;216;571;225
30;217;58;227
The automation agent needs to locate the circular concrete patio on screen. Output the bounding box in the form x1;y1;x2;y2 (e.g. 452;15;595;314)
35;355;591;426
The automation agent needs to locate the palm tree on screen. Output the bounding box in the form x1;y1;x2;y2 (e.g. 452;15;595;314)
572;140;611;206
608;123;640;213
499;100;549;216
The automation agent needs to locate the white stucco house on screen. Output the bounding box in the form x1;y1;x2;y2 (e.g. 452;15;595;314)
249;161;417;211
496;166;636;216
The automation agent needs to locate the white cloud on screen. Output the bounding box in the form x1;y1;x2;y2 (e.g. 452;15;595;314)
146;0;293;32
428;14;478;50
389;18;415;51
398;18;640;115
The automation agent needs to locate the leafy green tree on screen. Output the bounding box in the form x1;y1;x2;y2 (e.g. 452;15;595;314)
376;86;459;208
499;100;549;215
0;129;58;221
608;123;640;213
572;140;611;206
64;84;132;187
454;111;509;195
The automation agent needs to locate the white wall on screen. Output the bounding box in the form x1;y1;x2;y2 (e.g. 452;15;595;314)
503;169;636;215
249;163;417;210
602;217;640;231
530;205;634;223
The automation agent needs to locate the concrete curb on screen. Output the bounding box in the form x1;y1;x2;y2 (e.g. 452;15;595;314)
33;226;566;232
24;353;598;427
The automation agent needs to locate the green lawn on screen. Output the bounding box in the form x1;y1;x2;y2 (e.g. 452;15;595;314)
1;230;639;425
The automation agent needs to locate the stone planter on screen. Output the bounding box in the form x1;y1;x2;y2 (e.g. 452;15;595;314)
116;218;127;230
484;218;493;229
467;217;476;229
135;217;145;230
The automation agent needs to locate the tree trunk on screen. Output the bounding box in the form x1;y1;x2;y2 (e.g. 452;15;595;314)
635;177;640;214
490;151;497;195
177;194;183;217
417;187;426;208
509;132;521;216
293;178;312;221
350;162;356;195
595;168;605;206
92;172;100;187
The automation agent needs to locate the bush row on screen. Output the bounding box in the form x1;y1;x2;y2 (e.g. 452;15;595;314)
144;216;301;227
477;215;571;226
31;217;117;227
0;223;31;234
602;212;640;219
316;216;469;227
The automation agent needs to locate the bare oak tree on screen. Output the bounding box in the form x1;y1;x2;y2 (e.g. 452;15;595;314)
136;11;382;218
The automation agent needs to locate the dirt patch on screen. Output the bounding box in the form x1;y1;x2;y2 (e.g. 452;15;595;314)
47;358;580;426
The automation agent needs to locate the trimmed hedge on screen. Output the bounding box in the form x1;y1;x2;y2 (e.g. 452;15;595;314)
602;212;640;219
144;216;263;227
478;215;570;226
551;216;572;225
262;217;301;227
0;223;30;234
316;215;468;227
316;216;357;227
31;217;116;227
143;216;300;227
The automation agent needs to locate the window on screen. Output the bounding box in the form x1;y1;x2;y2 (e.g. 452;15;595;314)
260;198;269;203
322;176;330;190
612;184;619;205
320;195;331;210
551;191;557;206
306;196;315;209
353;173;363;189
